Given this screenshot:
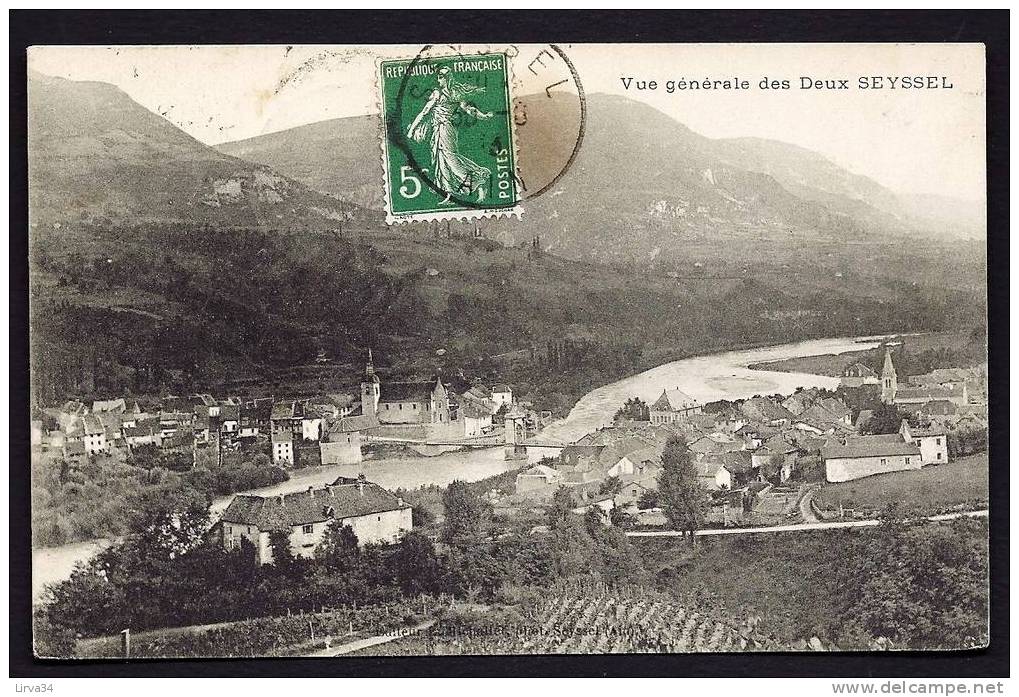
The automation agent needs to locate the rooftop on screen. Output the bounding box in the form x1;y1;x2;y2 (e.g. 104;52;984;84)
821;435;920;460
221;479;407;531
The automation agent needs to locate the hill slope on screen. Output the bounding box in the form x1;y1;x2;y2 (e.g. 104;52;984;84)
28;72;361;229
28;76;985;411
217;93;956;264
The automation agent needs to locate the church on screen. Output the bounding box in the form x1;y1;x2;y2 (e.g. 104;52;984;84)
360;350;455;427
880;347;968;408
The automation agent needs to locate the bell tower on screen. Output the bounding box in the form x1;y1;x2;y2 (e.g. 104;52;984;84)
361;349;380;418
880;347;897;404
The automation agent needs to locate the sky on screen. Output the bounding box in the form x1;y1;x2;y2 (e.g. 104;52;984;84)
28;43;986;201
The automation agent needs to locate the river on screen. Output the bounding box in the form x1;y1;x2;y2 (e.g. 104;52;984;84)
32;333;886;600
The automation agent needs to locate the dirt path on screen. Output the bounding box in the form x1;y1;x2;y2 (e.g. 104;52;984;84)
627;509;988;538
305;619;437;657
799;488;819;523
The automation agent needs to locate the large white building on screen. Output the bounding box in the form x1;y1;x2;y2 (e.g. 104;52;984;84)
821;434;922;483
649;387;702;424
220;476;413;565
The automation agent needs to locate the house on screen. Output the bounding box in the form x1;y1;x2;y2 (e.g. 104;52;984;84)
328;393;358;417
219;404;241;437
220;476;413;565
58;401;89;431
840;362;879;388
271;400;323;442
752;436;799;482
649;387;703;424
687;434;743;458
91;398;126;415
272;429;295;466
571;496;616;518
458;398;493;437
515;464;563;494
781;392;814;416
735;423;766;449
606;446;660;479
709;450;756;490
616;479;654;508
908;368;978;389
159;411;193;438
821;434;921;482
893;383;969;408
190;393;219;416
796;404;848;434
820;398;853;426
854;409;874;431
899;420;949;465
320;414;377;466
80;415;109;455
918;400;959;418
460;384;496;414
739;397;795;427
491;384;513;409
123;418;161;449
558;445;606;483
239;398;273;439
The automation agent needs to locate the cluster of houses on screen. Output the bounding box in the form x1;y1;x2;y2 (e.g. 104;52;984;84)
842;347;986;410
511;351;989;514
32;351;518;471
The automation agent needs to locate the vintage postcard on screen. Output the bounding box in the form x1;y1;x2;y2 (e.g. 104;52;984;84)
27;42;989;660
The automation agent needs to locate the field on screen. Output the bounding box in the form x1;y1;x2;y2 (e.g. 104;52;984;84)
73;599;437;659
747;331;980;376
349;585;767;655
813;453;989;517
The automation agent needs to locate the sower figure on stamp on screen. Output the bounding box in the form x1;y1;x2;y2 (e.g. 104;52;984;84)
407;66;493;203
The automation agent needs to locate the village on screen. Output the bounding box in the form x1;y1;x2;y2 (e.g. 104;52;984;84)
31;340;988;566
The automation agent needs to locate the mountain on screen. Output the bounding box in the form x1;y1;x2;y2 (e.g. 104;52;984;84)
27;76;985;411
216;93;972;265
216;115;383;210
28;72;361;229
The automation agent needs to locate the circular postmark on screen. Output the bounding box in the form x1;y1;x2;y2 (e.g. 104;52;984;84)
386;43;585;214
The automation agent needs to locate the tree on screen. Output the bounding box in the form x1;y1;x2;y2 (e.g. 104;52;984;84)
268;530;296;572
657;435;710;543
599;475;623;496
583;506;607;537
126;484;210;562
391;531;442;595
862;402;907;435
637;488;659;510
441;480;487;545
614;397;650;422
830;519;988;649
316;520;360;570
547;486;576;528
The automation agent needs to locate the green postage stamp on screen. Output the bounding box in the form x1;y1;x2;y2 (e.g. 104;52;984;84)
378;51;520;223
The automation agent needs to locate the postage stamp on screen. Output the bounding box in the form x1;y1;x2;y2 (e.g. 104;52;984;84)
378;51;520;223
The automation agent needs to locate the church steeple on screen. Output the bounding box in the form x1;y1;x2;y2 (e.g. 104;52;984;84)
361;348;380;419
880;347;897;404
365;348;377;380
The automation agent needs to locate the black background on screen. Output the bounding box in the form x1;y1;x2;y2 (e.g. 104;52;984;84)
9;9;1009;679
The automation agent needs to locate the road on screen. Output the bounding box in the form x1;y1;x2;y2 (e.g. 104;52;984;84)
305;619;436;657
799;487;820;523
626;509;988;537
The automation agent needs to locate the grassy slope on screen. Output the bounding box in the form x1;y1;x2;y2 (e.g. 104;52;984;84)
747;331;983;376
813;453;989;517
